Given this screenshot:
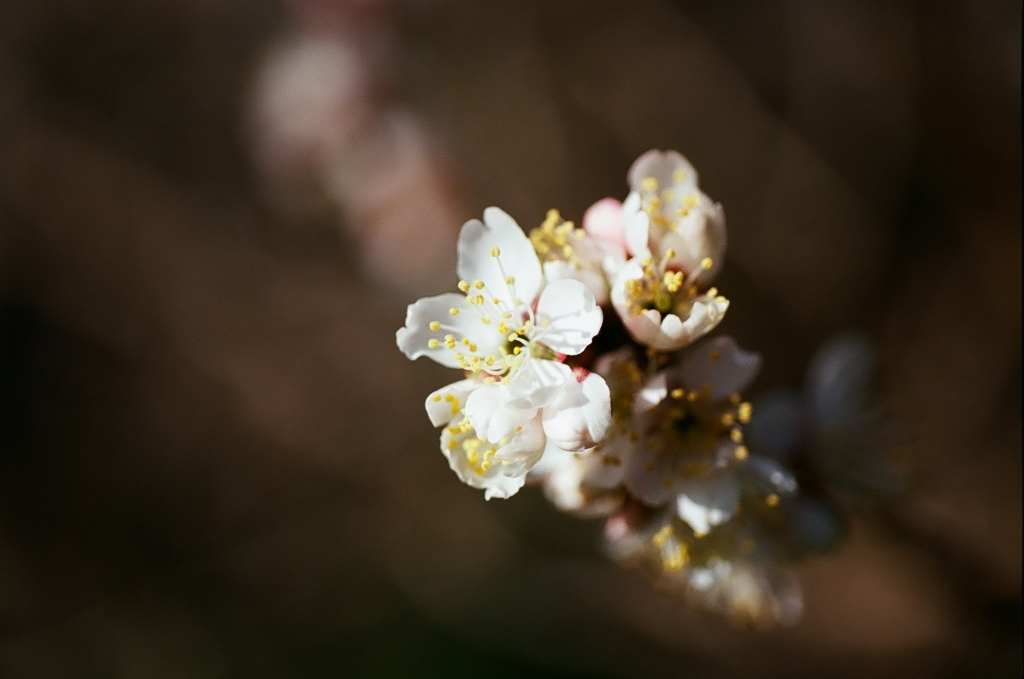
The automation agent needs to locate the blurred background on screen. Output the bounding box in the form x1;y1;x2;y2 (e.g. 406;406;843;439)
0;0;1019;676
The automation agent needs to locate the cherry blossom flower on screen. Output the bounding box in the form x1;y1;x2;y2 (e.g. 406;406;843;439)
611;150;729;351
398;207;610;496
623;336;767;535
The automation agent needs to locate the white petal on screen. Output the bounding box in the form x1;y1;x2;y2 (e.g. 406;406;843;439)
464;383;536;443
583;434;630;489
456;207;542;311
541;259;609;307
534;279;603;356
631;371;668;424
541;371;612;451
624;446;679;506
647;295;729;352
660;196;726;284
492;415;547;477
538;443;625;517
425;379;478;427
622;193;651;258
681;335;761;399
396;293;503;368
504;357;572;409
676;472;741;535
441;415;545;500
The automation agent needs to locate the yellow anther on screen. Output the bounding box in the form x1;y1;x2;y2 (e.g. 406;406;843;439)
663;271;684;293
506;276;515;285
670;388;685;400
663;544;686;571
734;445;749;460
507;333;518;342
730;428;744;443
705;287;718;298
641;176;659;192
665;248;676;259
432;394;442;402
766;493;780;508
427;339;439;349
700;257;713;270
469;343;477;352
481;316;491;325
652;524;674;547
429;321;441;331
721;412;735;426
672;168;687;182
458;281;470;292
738;402;753;424
512;346;521;355
475;295;484;305
490;247;501;257
449;308;460;316
728;392;742;405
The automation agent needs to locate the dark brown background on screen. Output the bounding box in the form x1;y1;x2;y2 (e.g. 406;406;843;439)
0;1;1020;677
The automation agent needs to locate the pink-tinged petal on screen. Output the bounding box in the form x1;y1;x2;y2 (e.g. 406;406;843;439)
681;335;761;399
661;195;727;284
675;472;741;536
582;198;628;254
626;295;729;353
504;357;572;409
534;279;603;356
424;379;478;427
542;372;612;451
465;384;536;444
627;149;699;193
456;207;542;311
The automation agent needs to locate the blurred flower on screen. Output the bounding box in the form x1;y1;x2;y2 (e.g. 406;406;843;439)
746;331;901;503
624;336;762;535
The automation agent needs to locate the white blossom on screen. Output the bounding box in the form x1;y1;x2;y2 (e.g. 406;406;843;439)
624;336;761;534
611;150;729;351
398;207;610;497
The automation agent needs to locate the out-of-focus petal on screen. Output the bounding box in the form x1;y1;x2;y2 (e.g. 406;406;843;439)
680;335;761;399
676;471;741;535
542;372;612;451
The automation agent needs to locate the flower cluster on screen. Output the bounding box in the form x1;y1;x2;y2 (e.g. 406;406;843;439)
397;150;893;627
